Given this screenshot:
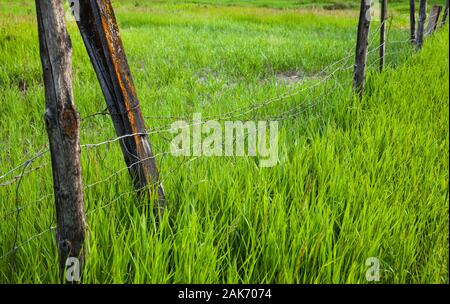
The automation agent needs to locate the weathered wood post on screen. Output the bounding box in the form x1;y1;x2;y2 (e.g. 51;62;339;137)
35;0;86;279
416;0;427;49
442;0;449;25
379;0;387;72
72;0;166;212
353;0;372;95
425;5;442;35
410;0;416;43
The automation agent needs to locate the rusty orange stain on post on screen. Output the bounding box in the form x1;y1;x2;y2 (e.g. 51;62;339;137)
75;0;166;208
98;2;154;186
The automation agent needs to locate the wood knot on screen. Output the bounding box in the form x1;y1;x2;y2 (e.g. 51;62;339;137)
60;239;72;251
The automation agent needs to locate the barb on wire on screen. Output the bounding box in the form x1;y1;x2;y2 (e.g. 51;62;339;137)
81;107;109;121
0;145;49;181
0;163;49;187
0;226;56;261
0;193;53;223
10;159;31;261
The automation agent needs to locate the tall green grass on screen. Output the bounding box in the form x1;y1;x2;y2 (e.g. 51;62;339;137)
0;1;448;283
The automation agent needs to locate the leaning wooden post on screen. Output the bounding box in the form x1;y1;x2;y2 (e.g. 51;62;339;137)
35;0;86;278
353;0;372;95
425;5;443;36
410;0;416;43
379;0;387;72
72;0;166;212
416;0;427;49
442;0;449;25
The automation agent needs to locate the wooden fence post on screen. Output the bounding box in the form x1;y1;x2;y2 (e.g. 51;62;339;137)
442;0;449;25
416;0;427;49
73;0;166;212
380;0;387;72
353;0;372;95
35;0;86;279
410;0;416;43
425;5;442;35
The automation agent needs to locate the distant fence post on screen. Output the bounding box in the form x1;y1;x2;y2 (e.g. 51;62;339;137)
416;0;427;49
353;0;372;95
442;0;449;25
410;0;416;43
35;0;86;279
380;0;387;72
425;5;443;35
72;0;166;212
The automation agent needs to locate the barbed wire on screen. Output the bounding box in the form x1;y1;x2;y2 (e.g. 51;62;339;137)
0;19;415;262
0;226;56;261
0;144;49;181
0;34;411;224
78;19;392;124
0;78;345;257
0;80;348;256
0;19;394;184
80;62;354;151
0;69;340;224
0;153;201;261
0;163;49;187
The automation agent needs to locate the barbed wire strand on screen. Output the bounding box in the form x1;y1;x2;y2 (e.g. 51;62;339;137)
0;21;415;262
0;36;411;223
0;19;395;182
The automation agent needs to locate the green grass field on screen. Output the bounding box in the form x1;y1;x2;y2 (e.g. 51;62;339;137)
0;0;448;283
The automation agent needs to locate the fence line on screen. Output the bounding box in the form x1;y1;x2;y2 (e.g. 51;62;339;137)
80;62;354;150
0;36;411;224
0;226;56;261
0;61;350;224
1;19;416;262
0;19;394;185
0;163;48;187
81;20;391;124
0;77;352;257
0;145;48;181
